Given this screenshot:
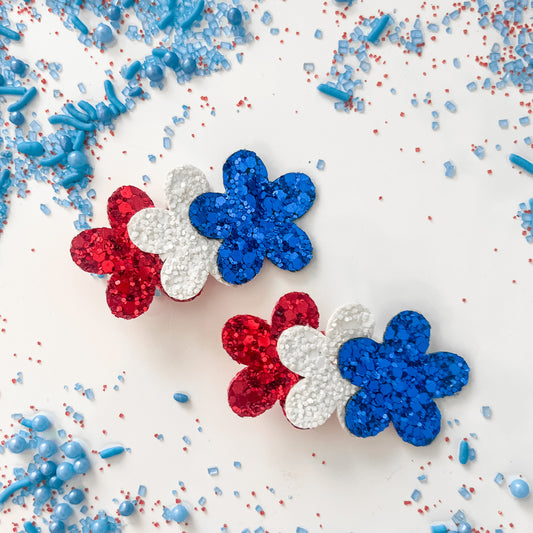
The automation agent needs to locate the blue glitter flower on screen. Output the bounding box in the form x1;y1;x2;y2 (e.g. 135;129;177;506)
338;311;470;447
188;149;316;284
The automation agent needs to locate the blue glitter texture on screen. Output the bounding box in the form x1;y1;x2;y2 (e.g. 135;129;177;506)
189;149;316;284
338;311;470;447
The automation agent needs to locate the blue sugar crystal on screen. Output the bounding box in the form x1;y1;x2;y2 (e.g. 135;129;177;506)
453;58;460;68
411;489;421;501
182;436;191;445
494;472;504;485
261;12;272;25
303;63;315;72
198;496;206;505
316;159;325;170
473;146;485;159
138;485;147;497
418;474;427;482
444;161;456;178
466;81;477;91
234;461;242;468
452;510;466;525
482;406;492;418
498;119;509;128
208;467;219;476
40;204;51;215
314;29;323;39
445;100;457;112
214;486;222;495
458;486;471;500
519;116;530;126
85;389;94;400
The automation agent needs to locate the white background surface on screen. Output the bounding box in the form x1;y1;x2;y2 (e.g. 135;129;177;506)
1;0;533;531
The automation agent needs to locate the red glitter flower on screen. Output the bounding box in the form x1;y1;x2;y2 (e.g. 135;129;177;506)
70;186;163;320
223;292;320;417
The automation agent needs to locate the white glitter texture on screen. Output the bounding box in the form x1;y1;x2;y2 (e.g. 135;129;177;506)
278;304;375;430
127;165;223;300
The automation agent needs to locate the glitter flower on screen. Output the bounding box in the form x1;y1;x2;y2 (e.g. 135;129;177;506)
189;149;316;285
338;311;470;446
277;304;375;430
70;186;162;320
223;292;319;417
127;165;224;300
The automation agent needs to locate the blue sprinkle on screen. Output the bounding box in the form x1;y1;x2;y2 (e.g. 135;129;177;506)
316;159;325;170
317;83;351;102
208;467;219;476
445;100;457;112
173;392;189;403
138;485;147;497
77;83;86;94
411;489;421;501
99;446;124;459
466;81;477;91
261;12;272;25
40;204;51;215
482;405;492;418
367;14;392;44
473;146;485;159
510;153;533;174
214;486;222;495
519;116;530;126
163;137;171;149
270;28;279;35
198;496;206;505
459;440;470;465
182;436;191;445
498;119;509;128
85;389;94;400
418;474;427;482
444;161;456;178
494;472;504;485
458;486;472;500
303;62;315;72
453;58;461;68
233;461;241;468
314;29;323;39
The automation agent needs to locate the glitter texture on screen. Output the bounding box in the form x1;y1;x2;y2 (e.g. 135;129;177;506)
189;149;316;285
223;292;319;417
338;311;470;446
278;304;374;430
70;186;162;319
127;165;224;300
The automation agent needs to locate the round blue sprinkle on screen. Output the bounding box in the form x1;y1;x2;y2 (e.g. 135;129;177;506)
94;23;114;43
66;488;85;505
510;478;530;499
91;519;108;533
227;7;243;25
170;504;188;523
105;6;121;21
32;414;50;432
56;462;75;481
63;441;84;459
66;151;88;170
6;434;27;453
34;486;52;503
38;440;58;458
48;520;65;533
73;457;90;474
54;503;72;521
40;461;57;477
29;470;44;484
145;63;164;82
10;58;26;76
182;57;196;75
163;51;180;69
119;500;135;516
9;111;25;126
49;476;63;490
457;523;472;533
173;392;189;403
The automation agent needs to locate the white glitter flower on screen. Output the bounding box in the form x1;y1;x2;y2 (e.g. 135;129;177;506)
127;165;224;300
277;303;375;430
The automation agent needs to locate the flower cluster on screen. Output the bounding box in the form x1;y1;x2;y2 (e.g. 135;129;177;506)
70;150;315;319
222;293;470;447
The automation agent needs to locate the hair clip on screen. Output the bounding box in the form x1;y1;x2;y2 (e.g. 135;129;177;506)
222;293;470;447
70;150;316;319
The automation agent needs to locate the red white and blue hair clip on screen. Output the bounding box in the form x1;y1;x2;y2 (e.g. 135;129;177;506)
222;292;470;447
70;150;316;319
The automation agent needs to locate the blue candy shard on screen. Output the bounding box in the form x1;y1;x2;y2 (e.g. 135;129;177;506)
338;311;470;446
189;150;315;285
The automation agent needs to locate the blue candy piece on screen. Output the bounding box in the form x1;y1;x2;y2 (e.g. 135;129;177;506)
67;151;88;170
40;461;57;477
48;476;63;489
182;57;196;75
189;150;316;285
10;58;26;76
10;111;25;126
63;441;84;459
57;134;73;153
459;440;470;464
106;6;121;21
66;488;85;505
119;500;135;516
338;311;470;446
100;445;125;459
458;523;472;533
39;440;58;458
170;504;188;523
34;486;52;503
56;462;75;481
73;457;90;474
28;470;44;484
32;414;50;432
6;435;27;453
145;63;164;82
173;392;189;403
54;502;72;520
90;519;108;533
510;478;530;498
163;51;180;69
96;102;112;123
48;520;65;533
94;23;114;43
227;7;243;25
17;142;45;157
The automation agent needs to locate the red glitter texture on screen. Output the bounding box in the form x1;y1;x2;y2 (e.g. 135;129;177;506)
223;292;319;417
70;186;163;320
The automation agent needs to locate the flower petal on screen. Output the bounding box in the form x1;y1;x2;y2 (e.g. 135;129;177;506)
222;315;276;367
107;186;155;230
165;165;211;214
424;351;470;398
222;149;268;193
159;253;209;300
106;270;156;319
217;233;264;285
270;172;316;220
391;398;441;447
383;311;430;360
70;227;117;275
325;304;375;352
127;208;173;255
284;376;336;429
189;192;231;239
265;224;313;272
338;337;381;387
344;390;391;438
227;367;280;417
271;292;320;339
277;326;326;376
